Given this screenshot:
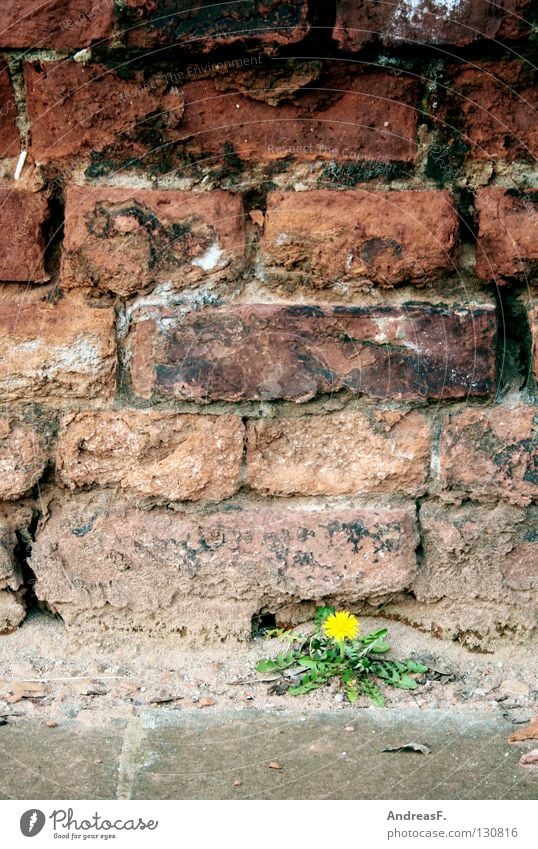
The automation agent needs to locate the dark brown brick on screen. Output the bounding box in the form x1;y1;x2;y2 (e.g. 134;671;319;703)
118;0;309;51
127;303;497;403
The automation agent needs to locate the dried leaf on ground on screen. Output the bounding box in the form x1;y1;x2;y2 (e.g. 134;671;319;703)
382;742;432;755
509;717;538;743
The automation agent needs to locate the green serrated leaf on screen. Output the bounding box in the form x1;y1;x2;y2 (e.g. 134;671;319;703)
347;686;359;703
256;659;278;672
394;674;419;690
369;642;390;653
406;660;429;673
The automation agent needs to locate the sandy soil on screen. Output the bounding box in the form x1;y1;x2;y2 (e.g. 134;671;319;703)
0;611;536;727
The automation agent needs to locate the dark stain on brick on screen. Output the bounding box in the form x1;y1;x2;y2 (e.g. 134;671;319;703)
360;237;403;265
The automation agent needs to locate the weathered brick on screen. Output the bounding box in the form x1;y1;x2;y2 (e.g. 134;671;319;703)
179;72;418;163
62;187;245;295
333;0;532;51
0;190;48;281
475;188;538;282
0;522;24;631
398;502;538;648
448;62;537;161
127;303;496;403
30;494;418;637
261;190;458;290
0;590;25;632
0;68;19;157
0;420;48;500
439;405;537;506
247;410;431;497
25;61;184;162
0;525;20;592
0;0;114;49
118;0;309;50
57;411;244;502
0;301;116;403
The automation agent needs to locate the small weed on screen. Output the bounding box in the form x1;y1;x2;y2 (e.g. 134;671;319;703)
256;606;428;706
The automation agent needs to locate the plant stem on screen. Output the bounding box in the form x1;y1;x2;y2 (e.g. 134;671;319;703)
339;641;345;660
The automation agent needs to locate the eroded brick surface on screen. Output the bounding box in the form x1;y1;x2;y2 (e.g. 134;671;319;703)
62;187;245;295
57;411;244;502
247;409;432;497
118;0;310;50
31;495;418;637
475;188;538;282
0;420;48;500
0;190;48;282
0;0;114;48
25;61;185;162
439;405;537;506
127;304;496;403
333;0;532;51
179;73;418;164
0;68;19;157
0;301;116;403
261;190;458;290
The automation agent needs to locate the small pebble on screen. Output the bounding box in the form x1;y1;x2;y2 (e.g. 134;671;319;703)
345;725;355;733
46;721;57;728
268;761;282;770
233;778;242;787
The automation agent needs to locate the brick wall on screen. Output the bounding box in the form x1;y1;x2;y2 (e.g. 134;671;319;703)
0;0;536;648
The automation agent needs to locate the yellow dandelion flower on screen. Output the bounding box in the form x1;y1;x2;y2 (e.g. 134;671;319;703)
323;610;360;642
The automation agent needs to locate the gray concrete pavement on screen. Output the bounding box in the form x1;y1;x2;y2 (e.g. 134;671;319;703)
0;709;536;800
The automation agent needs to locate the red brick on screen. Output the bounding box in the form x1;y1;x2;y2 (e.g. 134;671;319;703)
475;188;538;282
118;0;309;50
127;303;496;403
31;494;418;636
0;301;116;403
0;419;48;500
448;62;537;161
261;190;458;289
0;0;114;48
247;410;432;497
25;61;184;162
0;68;19;157
406;502;538;647
62;187;245;296
439;405;537;506
57;411;244;502
333;0;532;51
180;73;418;163
0;190;48;281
